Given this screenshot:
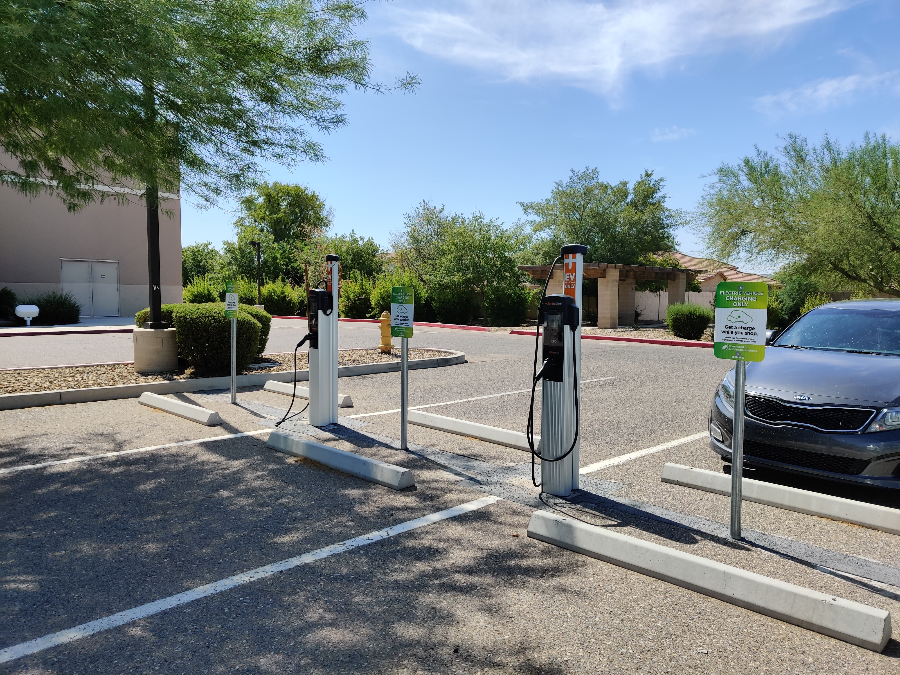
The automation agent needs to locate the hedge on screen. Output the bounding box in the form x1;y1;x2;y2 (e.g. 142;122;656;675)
136;302;271;373
0;287;16;319
666;302;713;340
339;272;374;319
21;291;82;325
183;275;220;303
260;279;303;316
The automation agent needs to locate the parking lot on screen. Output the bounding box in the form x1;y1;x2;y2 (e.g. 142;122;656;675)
2;325;899;673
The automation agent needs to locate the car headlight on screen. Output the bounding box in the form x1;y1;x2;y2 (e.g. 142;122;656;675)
718;374;735;412
866;408;900;433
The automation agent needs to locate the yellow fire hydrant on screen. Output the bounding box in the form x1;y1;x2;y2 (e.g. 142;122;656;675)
379;311;393;353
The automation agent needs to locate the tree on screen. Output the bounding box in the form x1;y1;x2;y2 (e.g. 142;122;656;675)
520;168;679;265
697;133;900;297
326;231;384;279
225;182;332;284
393;202;533;324
0;0;417;324
181;242;222;285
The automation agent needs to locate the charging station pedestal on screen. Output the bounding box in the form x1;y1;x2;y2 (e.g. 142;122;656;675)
308;254;340;427
540;245;585;496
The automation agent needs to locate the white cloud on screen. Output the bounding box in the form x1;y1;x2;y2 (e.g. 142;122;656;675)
754;71;900;116
384;0;856;95
652;126;696;142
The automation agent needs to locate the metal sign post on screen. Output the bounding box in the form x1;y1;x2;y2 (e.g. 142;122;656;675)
225;281;239;404
713;281;768;540
391;286;414;450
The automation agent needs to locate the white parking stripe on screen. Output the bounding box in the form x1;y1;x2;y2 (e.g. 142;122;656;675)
347;377;614;419
0;495;502;664
580;432;709;474
0;430;270;476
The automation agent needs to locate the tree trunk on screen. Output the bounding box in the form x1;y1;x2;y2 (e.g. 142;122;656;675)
146;183;166;328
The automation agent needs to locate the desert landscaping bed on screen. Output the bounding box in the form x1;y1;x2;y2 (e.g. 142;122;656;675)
0;348;448;395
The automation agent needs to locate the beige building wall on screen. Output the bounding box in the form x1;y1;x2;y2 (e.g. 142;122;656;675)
0;182;182;318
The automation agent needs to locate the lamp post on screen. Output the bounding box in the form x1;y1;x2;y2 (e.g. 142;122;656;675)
249;240;262;306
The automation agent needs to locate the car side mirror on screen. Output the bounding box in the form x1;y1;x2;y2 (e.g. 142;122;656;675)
765;329;777;345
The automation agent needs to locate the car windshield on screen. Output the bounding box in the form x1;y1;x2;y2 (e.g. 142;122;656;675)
775;306;900;355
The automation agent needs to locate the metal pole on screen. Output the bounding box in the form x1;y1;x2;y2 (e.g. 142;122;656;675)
401;337;408;450
256;245;261;306
730;360;746;539
230;317;237;404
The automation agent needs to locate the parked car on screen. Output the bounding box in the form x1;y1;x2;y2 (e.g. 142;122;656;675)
709;299;900;489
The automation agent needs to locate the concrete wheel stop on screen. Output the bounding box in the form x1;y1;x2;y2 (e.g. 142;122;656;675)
408;410;538;451
263;380;353;407
138;392;222;425
527;510;892;652
268;431;415;490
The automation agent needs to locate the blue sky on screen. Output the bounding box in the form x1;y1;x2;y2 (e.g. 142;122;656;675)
182;0;900;273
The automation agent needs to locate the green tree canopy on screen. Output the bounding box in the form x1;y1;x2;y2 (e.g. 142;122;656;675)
697;132;900;297
226;182;332;284
325;231;384;279
520;167;679;265
0;0;416;207
181;241;222;285
392;202;533;324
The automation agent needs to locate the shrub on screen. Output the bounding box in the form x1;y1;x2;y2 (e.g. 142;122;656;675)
801;292;832;316
483;284;534;326
22;291;82;325
260;279;302;316
240;303;271;356
428;281;475;324
0;287;16;318
134;304;180;327
774;276;819;323
369;270;434;321
183;275;221;303
583;309;598;327
339;272;374;319
666;302;713;340
173;303;261;375
766;293;786;329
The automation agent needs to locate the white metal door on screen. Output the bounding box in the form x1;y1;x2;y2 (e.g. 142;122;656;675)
91;261;119;316
61;260;92;317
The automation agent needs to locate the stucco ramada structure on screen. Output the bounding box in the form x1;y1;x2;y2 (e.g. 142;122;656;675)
519;262;701;328
0;152;182;318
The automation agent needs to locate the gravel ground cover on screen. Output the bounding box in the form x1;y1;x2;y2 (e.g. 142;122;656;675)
488;324;714;342
0;348;448;395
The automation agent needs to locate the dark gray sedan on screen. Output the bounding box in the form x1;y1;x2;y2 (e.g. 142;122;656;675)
709;298;900;489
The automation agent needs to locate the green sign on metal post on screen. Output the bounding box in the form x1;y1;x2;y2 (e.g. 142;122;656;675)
224;280;239;318
714;282;768;362
390;286;414;338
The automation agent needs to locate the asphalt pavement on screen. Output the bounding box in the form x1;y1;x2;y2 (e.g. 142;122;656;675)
2;330;899;673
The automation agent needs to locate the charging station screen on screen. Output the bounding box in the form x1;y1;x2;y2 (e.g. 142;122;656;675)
545;313;563;345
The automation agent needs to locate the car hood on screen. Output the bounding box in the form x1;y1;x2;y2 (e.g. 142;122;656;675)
746;347;900;408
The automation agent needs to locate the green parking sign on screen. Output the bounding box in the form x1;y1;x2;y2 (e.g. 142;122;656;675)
390;286;414;338
714;282;768;361
224;280;239;318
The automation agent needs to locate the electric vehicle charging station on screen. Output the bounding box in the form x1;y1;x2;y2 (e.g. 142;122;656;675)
527;244;586;497
307;254;340;427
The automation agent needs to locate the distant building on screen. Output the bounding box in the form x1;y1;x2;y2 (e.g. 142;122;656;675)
668;252;778;292
0;153;182;318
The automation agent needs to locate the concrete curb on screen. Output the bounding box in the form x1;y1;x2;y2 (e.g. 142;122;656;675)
408;410;537;451
509;329;713;349
661;463;900;536
268;431;414;490
271;316;490;331
263;380;353;408
527;510;892;652
0;350;465;411
0;327;134;338
137;392;221;425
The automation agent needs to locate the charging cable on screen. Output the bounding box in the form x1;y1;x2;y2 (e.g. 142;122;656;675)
275;333;312;427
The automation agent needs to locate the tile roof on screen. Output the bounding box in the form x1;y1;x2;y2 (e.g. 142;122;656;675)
668;252;778;286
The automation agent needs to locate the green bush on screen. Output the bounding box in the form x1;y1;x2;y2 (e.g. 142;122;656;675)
339;272;374;319
801;292;832;315
483;284;534;326
0;287;16;318
240;303;271;356
260;279;302;316
666;302;713;340
183;275;221;303
173;303;261;375
428;281;475;324
134;304;180;327
775;276;820;323
22;291;82;325
369;270;435;321
766;293;786;329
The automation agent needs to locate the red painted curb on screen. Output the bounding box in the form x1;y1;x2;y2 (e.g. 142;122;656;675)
0;327;134;338
508;329;713;349
272;316;490;331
